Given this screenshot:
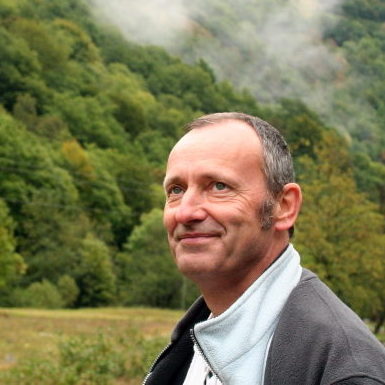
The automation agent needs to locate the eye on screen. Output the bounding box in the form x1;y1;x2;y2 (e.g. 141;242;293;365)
213;182;227;191
168;185;184;196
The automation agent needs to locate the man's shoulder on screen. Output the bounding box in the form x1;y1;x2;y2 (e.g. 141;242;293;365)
286;269;385;338
285;268;370;331
264;268;385;385
280;268;385;355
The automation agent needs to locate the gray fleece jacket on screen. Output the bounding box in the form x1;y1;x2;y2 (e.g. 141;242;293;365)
144;269;385;385
264;269;385;385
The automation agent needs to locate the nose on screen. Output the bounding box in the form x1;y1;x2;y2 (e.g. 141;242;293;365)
174;188;207;224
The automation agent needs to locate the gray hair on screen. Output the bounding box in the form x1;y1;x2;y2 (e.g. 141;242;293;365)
185;112;295;236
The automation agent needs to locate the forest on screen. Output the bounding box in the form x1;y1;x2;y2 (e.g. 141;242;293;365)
0;0;384;333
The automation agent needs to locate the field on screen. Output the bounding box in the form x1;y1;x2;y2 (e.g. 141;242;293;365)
0;307;183;385
0;307;383;385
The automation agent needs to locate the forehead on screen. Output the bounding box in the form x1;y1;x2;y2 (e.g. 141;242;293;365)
165;120;263;179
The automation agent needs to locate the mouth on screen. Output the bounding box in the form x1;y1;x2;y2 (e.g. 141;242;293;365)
177;232;219;244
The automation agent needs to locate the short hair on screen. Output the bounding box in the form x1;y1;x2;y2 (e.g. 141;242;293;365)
185;112;296;236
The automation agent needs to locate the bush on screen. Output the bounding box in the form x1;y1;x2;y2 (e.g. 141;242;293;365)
0;327;168;385
57;275;79;308
58;333;126;385
12;279;64;308
124;328;168;379
0;357;59;385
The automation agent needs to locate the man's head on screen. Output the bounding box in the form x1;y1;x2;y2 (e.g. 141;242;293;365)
163;113;302;289
186;112;296;235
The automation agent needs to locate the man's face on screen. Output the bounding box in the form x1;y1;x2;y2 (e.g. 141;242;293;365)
163;120;276;284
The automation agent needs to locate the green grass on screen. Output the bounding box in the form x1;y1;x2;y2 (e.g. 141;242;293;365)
0;307;183;385
0;307;383;384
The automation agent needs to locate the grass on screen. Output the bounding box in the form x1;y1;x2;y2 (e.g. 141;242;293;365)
0;307;183;384
0;307;383;384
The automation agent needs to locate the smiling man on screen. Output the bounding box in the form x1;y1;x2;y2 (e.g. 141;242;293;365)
144;112;385;385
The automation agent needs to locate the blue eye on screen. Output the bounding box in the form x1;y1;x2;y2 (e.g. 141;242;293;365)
169;186;183;195
214;182;227;191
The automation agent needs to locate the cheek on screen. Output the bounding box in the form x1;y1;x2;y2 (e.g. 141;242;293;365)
212;202;257;225
163;209;175;233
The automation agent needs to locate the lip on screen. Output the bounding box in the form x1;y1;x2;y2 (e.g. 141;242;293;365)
177;233;219;244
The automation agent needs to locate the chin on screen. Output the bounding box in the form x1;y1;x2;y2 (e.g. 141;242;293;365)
177;255;208;271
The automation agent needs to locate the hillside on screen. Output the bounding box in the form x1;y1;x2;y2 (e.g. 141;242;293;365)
91;0;385;160
0;0;384;331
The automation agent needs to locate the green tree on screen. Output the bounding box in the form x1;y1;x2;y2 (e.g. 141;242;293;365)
102;63;156;137
265;99;326;160
12;279;64;309
76;234;117;307
48;93;128;149
0;25;45;109
295;132;385;329
116;208;198;308
18;191;90;285
7;17;70;74
57;274;79;308
0;199;25;289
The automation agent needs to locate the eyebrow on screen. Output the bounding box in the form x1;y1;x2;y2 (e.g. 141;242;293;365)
163;171;236;190
163;175;180;189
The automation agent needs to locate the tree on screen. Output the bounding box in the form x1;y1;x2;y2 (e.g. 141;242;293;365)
57;274;79;308
13;279;64;309
102;63;156;137
18;191;90;285
48;93;128;149
7;17;70;74
116;209;198;308
295;132;385;330
76;234;117;307
0;199;25;289
0;25;44;109
265;99;326;160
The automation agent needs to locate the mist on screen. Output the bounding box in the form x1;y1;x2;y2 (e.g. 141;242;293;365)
88;0;371;137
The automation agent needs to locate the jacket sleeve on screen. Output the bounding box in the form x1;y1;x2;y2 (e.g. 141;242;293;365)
332;377;385;385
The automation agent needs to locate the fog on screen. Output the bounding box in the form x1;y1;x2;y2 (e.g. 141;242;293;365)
89;0;372;136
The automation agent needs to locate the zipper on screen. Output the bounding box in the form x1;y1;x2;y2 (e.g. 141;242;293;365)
190;328;224;384
142;327;224;384
142;341;173;385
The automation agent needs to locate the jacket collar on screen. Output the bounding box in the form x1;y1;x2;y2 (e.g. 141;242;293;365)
189;244;302;385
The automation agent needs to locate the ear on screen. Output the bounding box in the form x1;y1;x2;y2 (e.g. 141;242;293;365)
274;183;302;232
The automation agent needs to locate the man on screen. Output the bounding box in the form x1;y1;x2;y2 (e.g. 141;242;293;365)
143;112;385;385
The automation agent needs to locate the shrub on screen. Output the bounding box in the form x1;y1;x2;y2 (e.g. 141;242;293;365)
57;275;79;308
12;279;64;308
124;327;168;379
58;333;126;385
0;327;167;385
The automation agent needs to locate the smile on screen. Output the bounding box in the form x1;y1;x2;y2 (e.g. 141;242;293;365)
177;233;219;244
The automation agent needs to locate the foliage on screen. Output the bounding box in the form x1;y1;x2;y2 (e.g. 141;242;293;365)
126;328;168;379
0;198;25;288
0;333;126;385
75;234;117;307
295;132;385;330
57;274;80;308
12;279;64;308
0;0;383;322
115;209;197;308
0;316;169;385
58;334;126;385
0;306;382;384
